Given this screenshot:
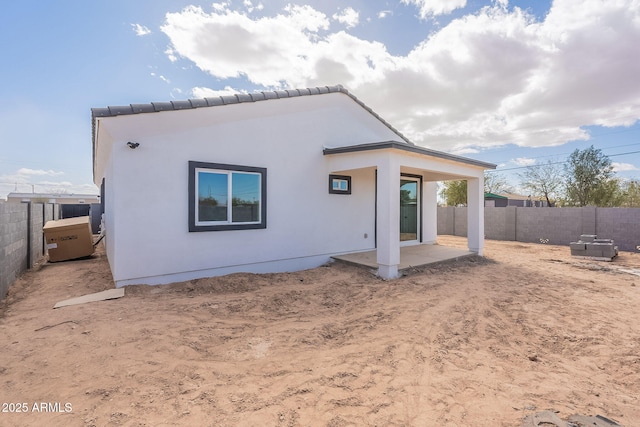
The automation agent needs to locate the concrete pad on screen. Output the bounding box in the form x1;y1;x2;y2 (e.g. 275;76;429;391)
571;255;616;262
520;411;623;427
567;414;622;426
332;244;476;272
53;288;125;309
520;410;567;427
618;267;640;277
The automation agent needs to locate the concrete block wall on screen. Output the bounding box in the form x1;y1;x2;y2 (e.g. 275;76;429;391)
453;207;467;237
483;207;505;241
594;208;640;252
29;203;57;266
29;203;43;267
514;207;584;245
580;206;597;236
0;203;28;299
483;206;517;241
437;206;455;235
0;202;58;299
438;206;640;252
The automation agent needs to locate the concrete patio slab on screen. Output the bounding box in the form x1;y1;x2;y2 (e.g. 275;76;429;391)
331;244;476;272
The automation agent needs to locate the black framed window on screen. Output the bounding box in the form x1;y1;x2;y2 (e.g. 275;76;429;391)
189;161;267;232
329;174;352;194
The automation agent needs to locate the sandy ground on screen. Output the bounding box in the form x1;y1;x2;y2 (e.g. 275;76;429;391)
1;236;639;427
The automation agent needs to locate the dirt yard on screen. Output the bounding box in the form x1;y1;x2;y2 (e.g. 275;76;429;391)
1;236;639;427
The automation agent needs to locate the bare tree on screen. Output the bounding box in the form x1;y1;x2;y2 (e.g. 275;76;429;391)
518;160;564;207
484;172;509;194
621;179;640;207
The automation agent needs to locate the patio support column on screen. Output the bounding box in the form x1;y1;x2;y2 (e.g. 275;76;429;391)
423;181;438;244
467;177;484;255
376;156;400;279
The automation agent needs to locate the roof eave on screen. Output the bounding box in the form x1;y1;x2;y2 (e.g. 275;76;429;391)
90;85;416;170
323;141;497;170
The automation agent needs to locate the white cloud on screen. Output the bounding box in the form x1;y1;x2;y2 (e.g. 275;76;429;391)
161;1;640;153
37;180;73;187
332;7;359;28
612;162;639;172
170;88;184;99
165;47;178;62
192;86;242;98
0;168;97;200
161;5;331;87
131;23;151;36
513;157;537;166
242;0;263;13
402;0;467;18
212;2;230;12
378;10;392;19
16;168;64;177
151;72;171;84
495;0;509;9
450;147;478;155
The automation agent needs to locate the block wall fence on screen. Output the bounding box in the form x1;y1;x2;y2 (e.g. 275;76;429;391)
438;206;640;253
0;202;60;299
3;204;638;299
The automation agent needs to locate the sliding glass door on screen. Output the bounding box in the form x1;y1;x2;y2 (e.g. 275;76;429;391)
400;177;420;244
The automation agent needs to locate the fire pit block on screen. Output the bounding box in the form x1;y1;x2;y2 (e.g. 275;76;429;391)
570;236;618;261
570;242;587;256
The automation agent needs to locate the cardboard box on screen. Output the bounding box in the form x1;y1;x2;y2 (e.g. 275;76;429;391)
43;216;95;262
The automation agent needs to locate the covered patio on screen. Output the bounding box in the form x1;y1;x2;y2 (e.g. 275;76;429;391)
324;141;496;279
331;244;477;272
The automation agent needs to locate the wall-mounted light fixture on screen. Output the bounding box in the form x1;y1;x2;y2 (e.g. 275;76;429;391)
126;141;140;149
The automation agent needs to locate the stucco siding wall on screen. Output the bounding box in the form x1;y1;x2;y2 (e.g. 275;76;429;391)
105;157;117;276
99;94;385;286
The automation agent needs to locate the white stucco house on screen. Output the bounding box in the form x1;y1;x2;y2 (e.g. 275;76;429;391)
92;85;495;287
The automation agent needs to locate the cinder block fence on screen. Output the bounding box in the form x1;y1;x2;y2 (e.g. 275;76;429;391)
0;202;59;299
3;204;638;299
438;206;640;253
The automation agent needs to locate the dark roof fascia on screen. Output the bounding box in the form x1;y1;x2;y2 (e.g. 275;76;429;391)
323;141;497;170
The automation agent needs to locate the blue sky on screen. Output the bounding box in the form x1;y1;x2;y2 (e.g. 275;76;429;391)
1;0;639;199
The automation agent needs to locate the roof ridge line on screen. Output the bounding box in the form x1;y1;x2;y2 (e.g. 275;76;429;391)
92;85;344;117
91;84;414;146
